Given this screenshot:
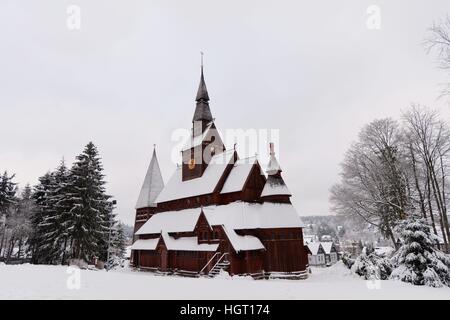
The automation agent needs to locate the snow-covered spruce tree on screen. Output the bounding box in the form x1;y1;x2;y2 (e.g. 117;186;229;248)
0;171;17;215
390;215;450;287
107;222;127;268
29;172;56;264
68;142;113;263
0;171;17;257
8;185;34;259
36;160;73;265
351;245;393;280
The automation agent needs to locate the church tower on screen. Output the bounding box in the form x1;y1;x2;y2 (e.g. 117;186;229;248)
181;60;225;181
260;143;292;203
134;146;164;233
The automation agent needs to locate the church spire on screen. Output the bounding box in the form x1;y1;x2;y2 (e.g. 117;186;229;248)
135;145;164;209
193;52;213;123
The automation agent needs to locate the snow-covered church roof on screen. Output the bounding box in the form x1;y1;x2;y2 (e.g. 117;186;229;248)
220;156;260;194
135;201;305;236
135;148;164;209
222;226;265;252
260;175;291;197
130;234;219;252
155;150;235;203
130;238;159;250
161;233;219;252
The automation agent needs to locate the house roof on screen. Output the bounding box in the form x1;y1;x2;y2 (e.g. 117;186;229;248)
135;149;164;209
135;201;305;236
307;242;323;255
320;242;335;254
155;150;235;203
220;157;259;194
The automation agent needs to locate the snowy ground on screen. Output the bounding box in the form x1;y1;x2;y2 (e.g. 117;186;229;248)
1;262;450;299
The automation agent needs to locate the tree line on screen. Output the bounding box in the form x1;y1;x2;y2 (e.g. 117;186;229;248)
0;142;126;266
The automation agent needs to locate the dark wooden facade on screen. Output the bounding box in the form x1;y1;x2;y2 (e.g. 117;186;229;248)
131;66;308;279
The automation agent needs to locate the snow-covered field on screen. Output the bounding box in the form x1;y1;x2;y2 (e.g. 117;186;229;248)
1;262;449;300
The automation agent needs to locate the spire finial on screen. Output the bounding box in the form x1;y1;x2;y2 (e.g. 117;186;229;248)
195;53;210;103
269;142;275;156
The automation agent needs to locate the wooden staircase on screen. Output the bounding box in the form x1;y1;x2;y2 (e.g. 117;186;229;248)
199;252;230;278
207;258;230;278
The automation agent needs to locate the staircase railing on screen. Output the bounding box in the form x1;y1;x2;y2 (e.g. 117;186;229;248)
209;253;229;273
199;252;220;275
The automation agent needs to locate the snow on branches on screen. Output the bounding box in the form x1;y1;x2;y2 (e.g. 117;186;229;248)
390;216;450;287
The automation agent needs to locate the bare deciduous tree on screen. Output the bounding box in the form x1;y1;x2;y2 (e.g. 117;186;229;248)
425;16;450;97
331;118;410;248
402;105;450;252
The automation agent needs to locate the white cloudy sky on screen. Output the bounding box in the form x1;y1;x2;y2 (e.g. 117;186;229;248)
1;0;450;225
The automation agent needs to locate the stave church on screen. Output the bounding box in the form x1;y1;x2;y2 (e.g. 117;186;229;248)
130;63;309;279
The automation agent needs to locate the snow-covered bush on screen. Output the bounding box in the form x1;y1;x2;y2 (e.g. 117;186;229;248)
341;252;355;269
390;216;450;287
351;246;392;280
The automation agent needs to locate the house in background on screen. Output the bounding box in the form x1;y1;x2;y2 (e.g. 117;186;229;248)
306;241;339;266
321;241;338;265
306;242;326;266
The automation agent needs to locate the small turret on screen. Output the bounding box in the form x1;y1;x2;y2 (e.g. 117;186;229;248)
260;143;291;203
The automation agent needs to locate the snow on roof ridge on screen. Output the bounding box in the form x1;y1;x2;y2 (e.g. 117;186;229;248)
220;157;258;194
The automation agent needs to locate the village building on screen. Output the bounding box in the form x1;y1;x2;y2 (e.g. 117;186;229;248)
306;242;326;266
321;241;338;265
130;64;309;279
306;241;339;266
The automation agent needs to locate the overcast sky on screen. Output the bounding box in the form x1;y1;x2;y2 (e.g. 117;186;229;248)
1;0;450;225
